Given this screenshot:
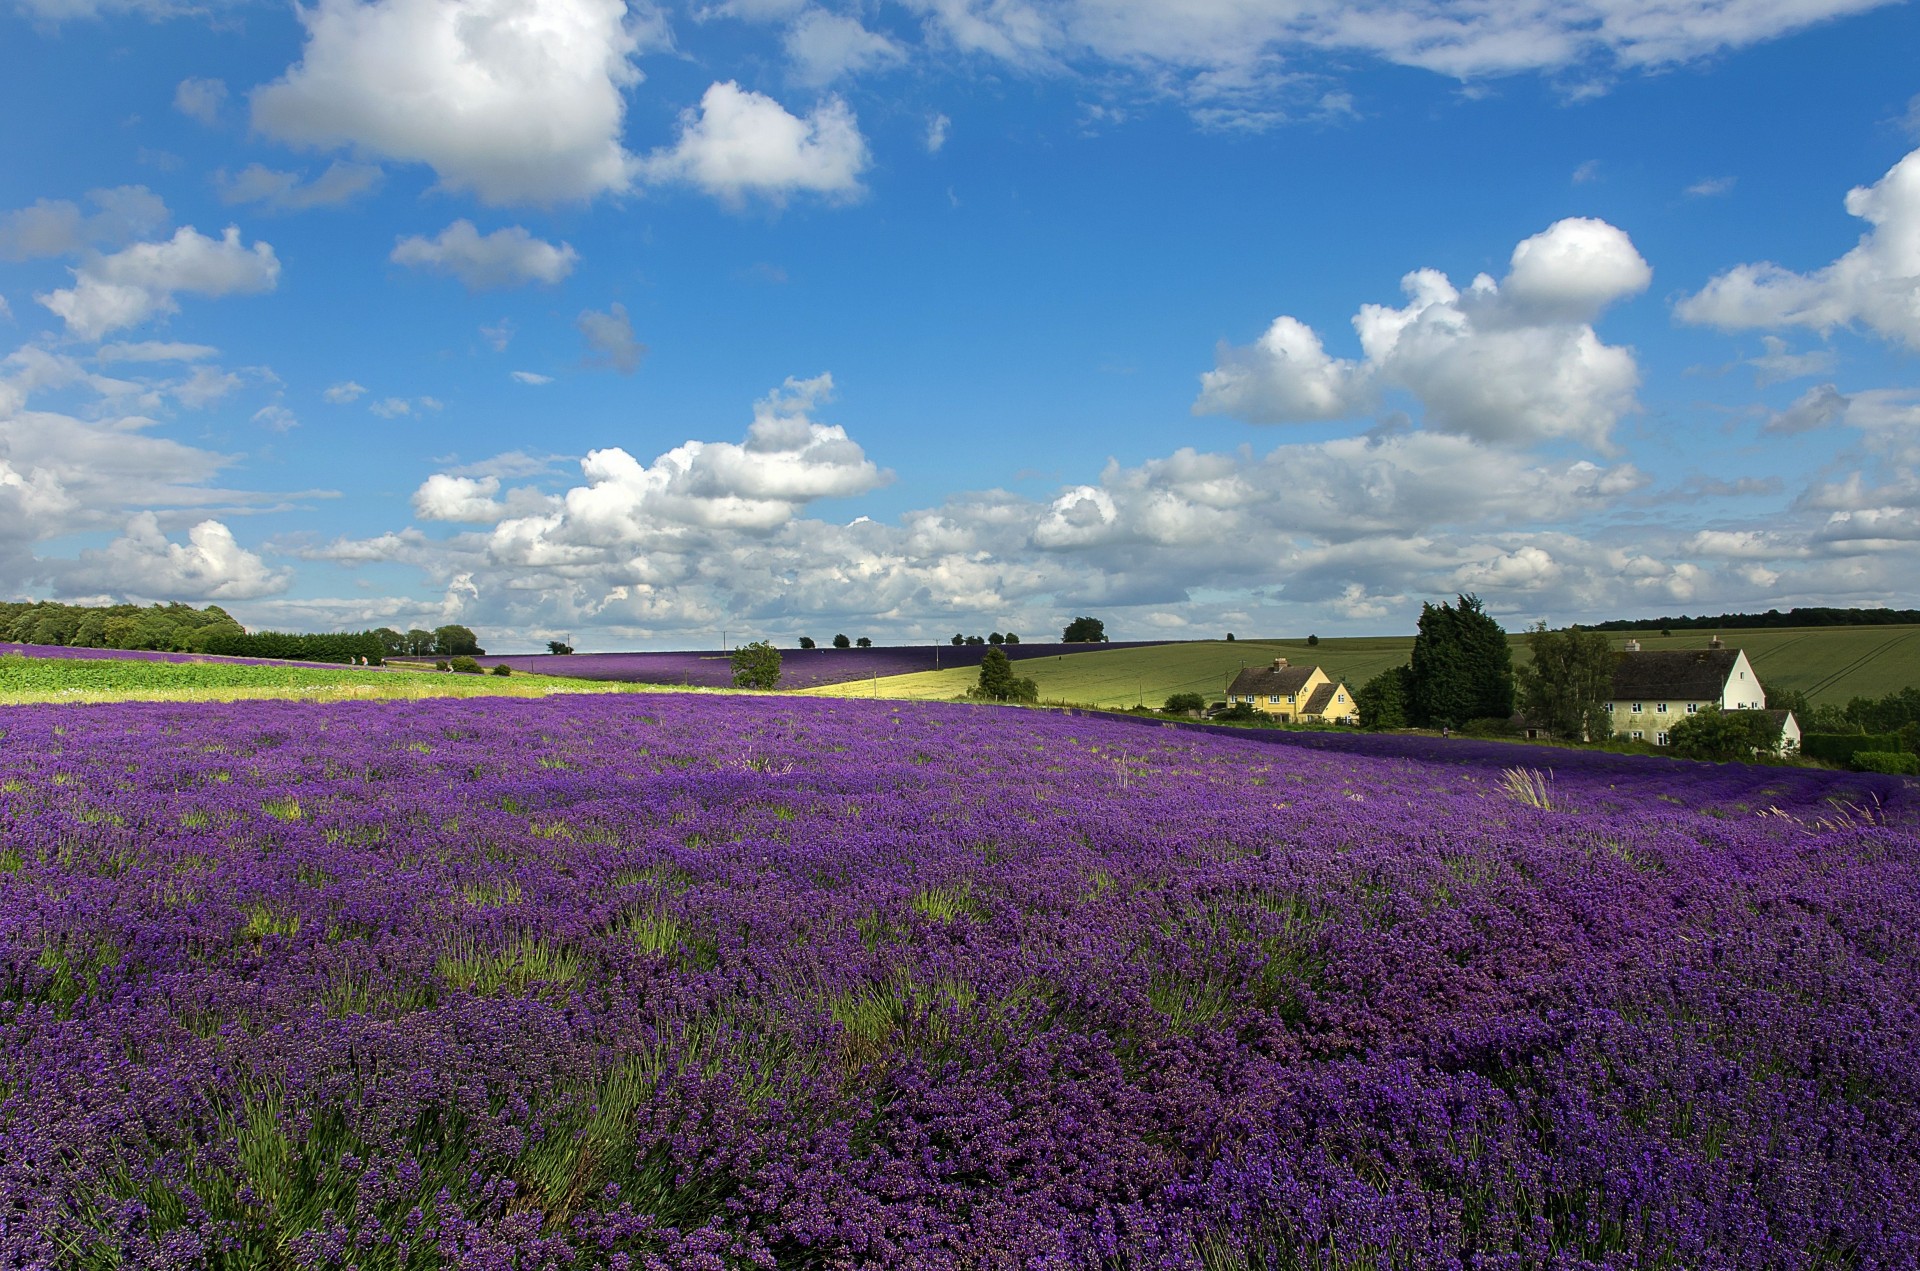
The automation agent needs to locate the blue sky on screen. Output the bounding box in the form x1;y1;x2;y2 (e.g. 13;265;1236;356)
2;0;1917;651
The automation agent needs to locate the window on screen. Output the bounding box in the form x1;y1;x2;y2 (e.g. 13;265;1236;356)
1336;693;1346;702
1603;702;1614;712
1656;731;1670;746
1287;694;1296;704
1268;695;1280;704
1631;730;1644;740
1631;702;1643;713
1656;703;1668;714
1686;703;1698;714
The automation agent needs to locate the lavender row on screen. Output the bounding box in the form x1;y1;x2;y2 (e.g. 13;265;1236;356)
1;694;1916;1267
477;642;1166;689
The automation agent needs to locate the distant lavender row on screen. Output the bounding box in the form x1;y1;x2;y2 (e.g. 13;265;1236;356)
2;694;1916;1266
479;640;1167;688
0;641;356;670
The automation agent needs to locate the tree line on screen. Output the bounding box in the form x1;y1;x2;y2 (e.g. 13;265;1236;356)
1589;606;1920;631
0;601;482;664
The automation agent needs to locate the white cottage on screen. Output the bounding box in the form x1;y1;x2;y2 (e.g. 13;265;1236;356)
1606;639;1771;748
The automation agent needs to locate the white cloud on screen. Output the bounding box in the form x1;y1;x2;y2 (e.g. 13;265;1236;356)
172;365;242;409
640;81;869;205
1685;175;1736;198
926;112;951;153
511;370;553;384
784;9;906;86
390;220;578;289
53;512;289;601
37;226;280;340
578;302;646;373
0;186;170;261
1677;145;1920;350
1763;382;1850;434
253;403;299;431
1748;335;1835;384
96;340;218;363
414;473;507;521
1196;217;1649;447
481;319;515;352
370;395;444;418
323;380;367;403
215;162;384;212
174;77;227;124
251;0;654;206
1572;159;1601;184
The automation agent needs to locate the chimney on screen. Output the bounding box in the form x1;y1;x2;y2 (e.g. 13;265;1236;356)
1624;638;1640;652
1272;658;1288;669
1708;636;1723;650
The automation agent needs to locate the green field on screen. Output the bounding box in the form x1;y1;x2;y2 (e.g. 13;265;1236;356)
0;654;649;705
795;625;1920;709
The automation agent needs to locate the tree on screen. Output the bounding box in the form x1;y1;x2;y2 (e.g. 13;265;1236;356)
1307;634;1320;647
1668;707;1782;761
951;634;965;646
730;640;782;690
1164;692;1206;714
406;628;436;655
1062;616;1107;642
1004;632;1019;645
1515;622;1614;741
1225;632;1235;642
970;647;1038;703
434;625;484;656
833;633;851;649
546;640;575;655
1354;665;1413;729
856;636;872;648
965;635;985;646
1409;595;1511;728
988;632;1005;645
797;636;816;650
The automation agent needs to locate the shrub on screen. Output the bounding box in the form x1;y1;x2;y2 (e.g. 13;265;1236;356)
434;660;450;671
1668;707;1782;761
1460;716;1518;738
1803;733;1903;766
731;641;782;690
1163;692;1206;714
449;656;482;675
1850;750;1919;775
490;664;512;677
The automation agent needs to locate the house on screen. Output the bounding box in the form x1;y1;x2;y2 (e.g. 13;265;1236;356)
1766;708;1803;754
1225;658;1359;723
1605;637;1770;748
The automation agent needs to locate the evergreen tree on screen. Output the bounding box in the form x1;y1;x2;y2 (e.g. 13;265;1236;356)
1355;665;1413;729
1516;622;1615;741
970;648;1038;703
1409;594;1512;727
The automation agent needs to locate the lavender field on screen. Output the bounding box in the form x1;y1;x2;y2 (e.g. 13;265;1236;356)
3;695;1917;1268
477;642;1166;690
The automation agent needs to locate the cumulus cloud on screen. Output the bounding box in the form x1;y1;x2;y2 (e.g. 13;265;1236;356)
390;220;579;290
414;473;508;521
174;77;227;124
784;9;906;86
215;161;384;212
323;380;366;403
578;303;645;373
251;0;653;205
36;226;279;340
0;186;170;261
51;512;288;600
1197;217;1649;447
640;81;869;204
1764;382;1850;434
1677;145;1920;350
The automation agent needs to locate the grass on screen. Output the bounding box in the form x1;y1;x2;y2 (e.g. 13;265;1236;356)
795;626;1920;709
0;653;653;705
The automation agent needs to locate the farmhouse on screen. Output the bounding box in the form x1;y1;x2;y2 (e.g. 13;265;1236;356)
1606;638;1784;747
1226;659;1359;723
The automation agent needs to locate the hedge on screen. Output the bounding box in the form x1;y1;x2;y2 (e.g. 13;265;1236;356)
1801;732;1904;765
1851;751;1919;776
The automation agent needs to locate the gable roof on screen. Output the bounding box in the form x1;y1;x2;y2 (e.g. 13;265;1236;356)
1609;649;1741;701
1303;683;1338;715
1228;663;1318;697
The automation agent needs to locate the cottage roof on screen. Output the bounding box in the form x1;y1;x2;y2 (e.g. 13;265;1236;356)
1229;663;1318;697
1303;683;1338;715
1609;649;1740;701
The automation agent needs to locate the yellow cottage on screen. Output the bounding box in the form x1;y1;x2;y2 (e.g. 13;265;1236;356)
1225;658;1359;723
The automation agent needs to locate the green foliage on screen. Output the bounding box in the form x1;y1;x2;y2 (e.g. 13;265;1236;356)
1354;664;1413;729
1667;707;1783;761
490;664;512;677
1410;594;1513;728
1163;692;1207;714
970;647;1038;703
1004;632;1020;644
1802;732;1905;765
856;636;872;648
1516;623;1615;741
0;600;239;653
546;640;574;655
798;636;816;649
445;656;479;674
432;625;484;656
1851;750;1919;775
730;640;783;690
833;633;852;650
1062;615;1108;643
988;632;1005;645
1224;632;1235;642
951;634;964;646
1837;685;1920;733
1306;634;1319;647
1216;701;1260;722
